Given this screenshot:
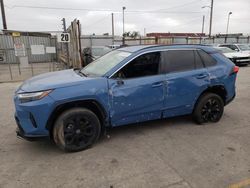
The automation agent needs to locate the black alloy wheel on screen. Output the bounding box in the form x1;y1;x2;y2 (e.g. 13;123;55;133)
193;93;224;124
53;108;101;152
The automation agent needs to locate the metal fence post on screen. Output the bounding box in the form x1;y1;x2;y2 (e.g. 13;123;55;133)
8;57;13;80
155;37;158;44
12;34;21;75
26;32;34;76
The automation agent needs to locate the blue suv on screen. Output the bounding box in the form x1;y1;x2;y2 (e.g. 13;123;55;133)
14;45;238;152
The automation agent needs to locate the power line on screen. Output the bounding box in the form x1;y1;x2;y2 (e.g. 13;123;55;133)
157;0;202;11
5;5;202;14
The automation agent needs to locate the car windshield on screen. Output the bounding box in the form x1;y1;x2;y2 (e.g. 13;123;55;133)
216;47;234;53
81;50;131;76
92;47;111;57
237;44;250;51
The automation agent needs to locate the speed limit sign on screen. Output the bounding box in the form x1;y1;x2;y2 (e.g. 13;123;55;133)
57;33;70;43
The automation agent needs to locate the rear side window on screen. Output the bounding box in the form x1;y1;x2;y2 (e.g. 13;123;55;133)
198;50;217;67
162;50;195;73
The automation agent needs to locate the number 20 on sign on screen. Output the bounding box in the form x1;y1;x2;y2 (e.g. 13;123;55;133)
57;33;70;43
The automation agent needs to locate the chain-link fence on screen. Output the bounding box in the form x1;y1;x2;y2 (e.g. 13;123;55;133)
0;31;67;82
1;30;250;82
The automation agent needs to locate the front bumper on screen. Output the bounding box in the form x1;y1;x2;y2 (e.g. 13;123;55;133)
230;58;250;65
15;115;49;141
16;127;48;141
14;95;55;139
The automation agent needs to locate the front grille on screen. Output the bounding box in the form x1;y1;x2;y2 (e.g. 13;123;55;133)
236;57;250;60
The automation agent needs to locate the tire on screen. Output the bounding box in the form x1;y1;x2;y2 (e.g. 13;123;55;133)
193;93;224;124
53;108;101;152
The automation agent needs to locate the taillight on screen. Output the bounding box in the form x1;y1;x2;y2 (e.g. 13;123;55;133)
230;66;239;75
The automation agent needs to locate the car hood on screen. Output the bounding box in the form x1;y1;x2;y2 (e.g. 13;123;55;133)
18;69;91;93
224;52;250;58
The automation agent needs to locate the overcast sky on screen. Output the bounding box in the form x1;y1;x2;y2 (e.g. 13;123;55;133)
1;0;250;36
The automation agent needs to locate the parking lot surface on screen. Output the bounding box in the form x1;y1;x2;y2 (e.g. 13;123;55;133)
0;67;250;188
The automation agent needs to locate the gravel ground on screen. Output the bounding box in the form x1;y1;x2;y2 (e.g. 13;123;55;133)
0;67;250;188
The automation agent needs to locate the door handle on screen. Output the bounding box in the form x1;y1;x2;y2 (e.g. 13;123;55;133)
152;82;163;88
196;74;208;79
116;79;124;85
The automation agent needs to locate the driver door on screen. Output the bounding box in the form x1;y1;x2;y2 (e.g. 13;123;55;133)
108;52;165;126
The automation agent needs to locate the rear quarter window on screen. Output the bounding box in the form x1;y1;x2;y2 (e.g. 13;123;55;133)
198;50;217;67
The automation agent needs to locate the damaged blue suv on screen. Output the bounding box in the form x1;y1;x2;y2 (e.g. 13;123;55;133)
14;45;238;152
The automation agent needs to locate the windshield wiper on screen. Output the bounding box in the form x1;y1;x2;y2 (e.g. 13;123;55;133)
78;71;87;77
74;68;87;77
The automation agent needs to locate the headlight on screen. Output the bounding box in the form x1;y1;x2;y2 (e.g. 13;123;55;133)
17;90;52;103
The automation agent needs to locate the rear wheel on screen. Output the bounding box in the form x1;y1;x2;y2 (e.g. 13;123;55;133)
193;93;224;124
53;108;101;152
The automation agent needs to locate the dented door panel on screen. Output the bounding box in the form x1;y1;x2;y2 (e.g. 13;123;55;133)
108;75;165;126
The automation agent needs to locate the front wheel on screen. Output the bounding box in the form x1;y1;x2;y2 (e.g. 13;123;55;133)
193;93;224;124
53;108;101;152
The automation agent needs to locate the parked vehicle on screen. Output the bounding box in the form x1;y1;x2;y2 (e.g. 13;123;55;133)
107;44;121;50
215;47;250;66
82;46;112;65
14;45;238;152
204;43;220;47
219;44;250;54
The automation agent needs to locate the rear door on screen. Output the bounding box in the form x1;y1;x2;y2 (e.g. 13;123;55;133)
162;49;210;118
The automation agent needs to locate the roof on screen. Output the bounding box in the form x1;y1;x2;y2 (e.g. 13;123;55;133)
118;44;218;53
118;45;158;52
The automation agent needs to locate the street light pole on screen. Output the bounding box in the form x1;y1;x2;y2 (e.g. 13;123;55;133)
122;6;126;45
226;12;232;35
201;15;205;35
111;13;114;44
209;0;214;37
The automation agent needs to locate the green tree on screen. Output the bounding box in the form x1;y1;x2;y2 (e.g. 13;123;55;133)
123;31;140;39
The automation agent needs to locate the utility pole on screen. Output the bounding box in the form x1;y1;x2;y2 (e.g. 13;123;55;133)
201;15;205;35
226;12;232;35
122;6;126;45
209;0;214;37
0;0;7;29
62;18;66;32
111;13;114;45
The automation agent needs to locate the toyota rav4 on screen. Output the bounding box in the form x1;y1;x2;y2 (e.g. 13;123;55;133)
14;45;238;152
